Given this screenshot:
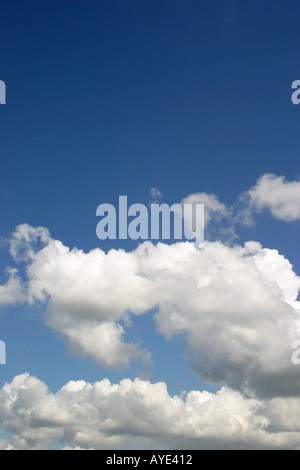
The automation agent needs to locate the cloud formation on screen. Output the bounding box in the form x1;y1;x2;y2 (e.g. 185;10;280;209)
1;373;300;450
1;174;300;449
181;192;227;227
248;173;300;221
182;173;300;228
1;223;299;397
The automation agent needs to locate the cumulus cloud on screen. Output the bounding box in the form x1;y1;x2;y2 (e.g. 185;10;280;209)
1;176;300;449
9;224;50;262
0;224;300;398
46;316;151;369
0;268;26;306
181;192;228;227
152;241;300;397
248;173;300;221
147;174;300;239
181;192;236;243
1;373;300;450
6;224;154;369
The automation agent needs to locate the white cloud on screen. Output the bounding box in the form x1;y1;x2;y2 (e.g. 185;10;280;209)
0;268;26;306
9;224;50;262
46;316;152;369
248;174;300;221
0;224;300;397
181;192;236;243
152;241;300;397
1;176;300;449
1;373;300;450
1;175;300;449
181;192;228;227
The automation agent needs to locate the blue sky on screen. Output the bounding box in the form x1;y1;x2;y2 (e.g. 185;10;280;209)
1;0;300;450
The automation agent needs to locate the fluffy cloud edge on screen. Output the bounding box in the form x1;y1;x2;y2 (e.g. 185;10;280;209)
248;173;300;222
1;373;300;450
0;221;300;396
